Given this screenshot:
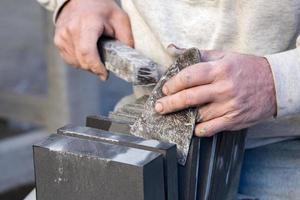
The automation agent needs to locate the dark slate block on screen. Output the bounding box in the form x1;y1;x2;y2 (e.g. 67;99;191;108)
177;130;246;200
196;130;247;200
86;115;131;134
178;137;201;200
58;124;178;200
34;134;165;200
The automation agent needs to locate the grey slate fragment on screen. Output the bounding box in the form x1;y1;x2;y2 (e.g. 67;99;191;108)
98;39;162;85
177;130;246;200
58;123;178;200
130;48;202;165
197;130;247;200
178;137;201;200
109;102;145;124
86;115;131;134
107;95;148;124
34;134;165;200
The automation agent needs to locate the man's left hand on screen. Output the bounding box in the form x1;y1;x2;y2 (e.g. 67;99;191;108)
155;50;277;137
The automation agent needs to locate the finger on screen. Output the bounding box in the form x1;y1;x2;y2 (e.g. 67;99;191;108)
200;50;225;62
155;84;215;114
54;34;79;67
162;62;216;95
167;44;186;57
197;103;228;123
111;11;134;47
195;117;231;137
102;21;115;37
59;50;80;67
75;22;108;80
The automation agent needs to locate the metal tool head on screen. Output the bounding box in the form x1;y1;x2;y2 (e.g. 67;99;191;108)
98;39;162;85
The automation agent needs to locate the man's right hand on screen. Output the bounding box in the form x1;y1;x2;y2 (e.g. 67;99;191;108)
54;0;134;80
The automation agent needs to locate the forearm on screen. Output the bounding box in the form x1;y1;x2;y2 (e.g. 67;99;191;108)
265;36;300;118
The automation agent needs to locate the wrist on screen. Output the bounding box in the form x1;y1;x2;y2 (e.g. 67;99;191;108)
262;57;277;117
54;0;70;23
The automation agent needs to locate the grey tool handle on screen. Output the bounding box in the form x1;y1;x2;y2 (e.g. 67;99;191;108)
98;39;162;85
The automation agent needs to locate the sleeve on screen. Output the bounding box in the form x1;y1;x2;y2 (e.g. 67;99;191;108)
36;0;69;22
265;36;300;118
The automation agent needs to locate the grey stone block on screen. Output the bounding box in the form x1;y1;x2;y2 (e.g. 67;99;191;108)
58;124;178;200
34;134;165;200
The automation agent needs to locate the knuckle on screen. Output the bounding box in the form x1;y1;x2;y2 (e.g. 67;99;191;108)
222;115;238;129
223;114;234;122
230;98;244;111
179;68;192;86
217;61;232;78
229;100;239;111
216;80;235;97
67;20;78;33
203;63;215;77
54;34;63;48
182;90;193;107
60;28;69;39
78;44;91;59
91;66;103;75
169;97;178;110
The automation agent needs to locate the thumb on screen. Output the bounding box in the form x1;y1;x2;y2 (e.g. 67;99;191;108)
111;12;134;48
200;50;225;62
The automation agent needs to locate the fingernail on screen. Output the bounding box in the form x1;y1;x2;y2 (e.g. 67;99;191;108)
162;85;169;95
196;127;208;137
155;102;164;113
99;72;108;81
99;75;106;81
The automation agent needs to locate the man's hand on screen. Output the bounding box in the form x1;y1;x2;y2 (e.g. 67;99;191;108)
54;0;134;80
155;51;277;137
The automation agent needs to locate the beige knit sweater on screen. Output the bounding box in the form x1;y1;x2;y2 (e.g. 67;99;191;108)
37;0;300;148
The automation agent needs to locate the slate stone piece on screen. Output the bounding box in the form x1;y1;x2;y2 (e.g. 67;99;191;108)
63;122;178;200
196;130;247;200
178;137;201;200
98;39;162;85
130;48;201;165
86;115;131;134
177;130;246;200
34;134;165;200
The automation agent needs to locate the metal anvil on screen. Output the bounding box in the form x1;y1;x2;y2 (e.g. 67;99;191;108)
34;115;246;200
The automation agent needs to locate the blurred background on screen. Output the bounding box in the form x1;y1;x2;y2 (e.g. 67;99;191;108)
0;0;132;199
